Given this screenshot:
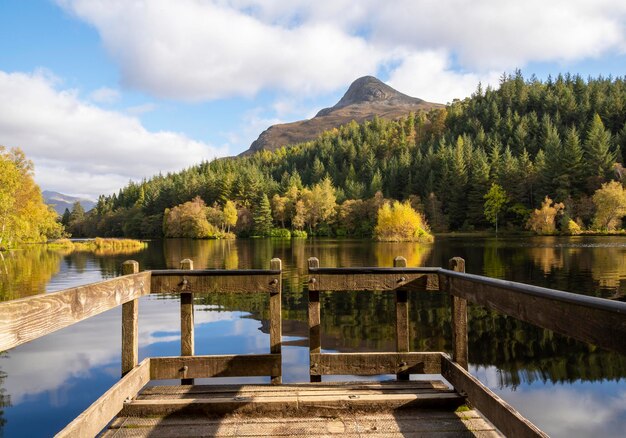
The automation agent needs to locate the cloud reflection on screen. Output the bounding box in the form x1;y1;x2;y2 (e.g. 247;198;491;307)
472;365;626;438
2;296;244;404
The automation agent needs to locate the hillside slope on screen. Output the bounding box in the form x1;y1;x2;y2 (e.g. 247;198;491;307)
243;76;443;155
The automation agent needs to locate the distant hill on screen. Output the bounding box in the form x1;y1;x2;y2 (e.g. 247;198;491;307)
242;76;443;155
43;190;95;215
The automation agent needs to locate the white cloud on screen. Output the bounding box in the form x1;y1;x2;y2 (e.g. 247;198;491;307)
387;50;501;104
126;102;158;115
57;0;383;101
56;0;626;104
0;70;226;198
89;86;120;104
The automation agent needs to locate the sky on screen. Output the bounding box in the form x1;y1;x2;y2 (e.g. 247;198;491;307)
1;0;626;200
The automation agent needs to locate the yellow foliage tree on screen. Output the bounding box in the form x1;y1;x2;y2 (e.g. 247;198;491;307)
163;197;217;238
526;196;564;235
0;147;63;249
592;181;626;231
373;201;433;242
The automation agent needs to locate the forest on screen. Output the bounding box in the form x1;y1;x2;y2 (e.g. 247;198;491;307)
57;72;626;239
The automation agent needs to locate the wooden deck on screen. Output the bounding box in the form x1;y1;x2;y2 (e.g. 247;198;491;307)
3;255;624;436
103;381;500;437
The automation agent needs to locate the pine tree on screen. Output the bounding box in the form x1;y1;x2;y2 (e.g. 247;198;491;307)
583;114;615;190
558;126;584;198
540;116;562;197
467;148;491;227
253;194;273;236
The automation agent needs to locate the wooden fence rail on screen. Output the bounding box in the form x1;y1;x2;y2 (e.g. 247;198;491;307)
1;254;624;438
440;266;626;356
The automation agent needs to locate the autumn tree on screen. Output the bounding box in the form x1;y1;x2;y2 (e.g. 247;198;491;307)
527;197;564;234
223;200;238;233
271;194;288;228
302;177;336;233
373;201;433;242
0;147;62;249
163;197;215;238
592;181;626;231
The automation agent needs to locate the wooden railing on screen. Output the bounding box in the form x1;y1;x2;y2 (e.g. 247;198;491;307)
0;256;625;437
306;256;626;438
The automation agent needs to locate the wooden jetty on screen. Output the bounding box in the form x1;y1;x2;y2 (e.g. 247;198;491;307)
1;256;625;437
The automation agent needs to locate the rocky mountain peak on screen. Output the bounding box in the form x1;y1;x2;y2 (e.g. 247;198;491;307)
316;76;424;116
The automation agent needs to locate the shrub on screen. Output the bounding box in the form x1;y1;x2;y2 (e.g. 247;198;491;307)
269;228;291;238
373;201;433;242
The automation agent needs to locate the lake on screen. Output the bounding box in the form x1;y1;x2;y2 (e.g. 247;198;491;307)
0;236;625;437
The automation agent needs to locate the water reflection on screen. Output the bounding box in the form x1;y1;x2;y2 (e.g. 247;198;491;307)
1;236;626;437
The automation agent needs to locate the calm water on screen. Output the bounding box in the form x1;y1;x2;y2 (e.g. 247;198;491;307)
0;236;625;437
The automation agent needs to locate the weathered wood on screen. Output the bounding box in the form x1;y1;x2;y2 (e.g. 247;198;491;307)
0;271;150;352
106;409;499;437
269;258;282;384
394;256;410;381
56;358;150;438
150;271;280;294
122;379;464;417
441;355;547;437
121;260;140;376
444;270;626;355
308;257;321;382
180;259;194;385
308;271;439;292
138;381;451;396
449;257;468;369
149;354;281;380
123;393;464;417
310;352;442;375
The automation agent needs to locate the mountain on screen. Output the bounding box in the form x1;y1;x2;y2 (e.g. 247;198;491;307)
243;76;443;155
43;190;96;215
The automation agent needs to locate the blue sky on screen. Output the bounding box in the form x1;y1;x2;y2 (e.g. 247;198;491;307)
1;0;626;199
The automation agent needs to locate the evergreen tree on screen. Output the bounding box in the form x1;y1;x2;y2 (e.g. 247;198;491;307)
558;126;584;198
583;114;615;190
61;208;71;227
253;194;273;236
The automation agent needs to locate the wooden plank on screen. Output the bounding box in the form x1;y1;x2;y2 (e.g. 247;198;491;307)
308;272;439;292
106;409;498;437
121;260;139;376
444;271;626;355
0;271;150;351
394;256;410;381
138;381;451;396
56;358;150;438
308;257;322;383
179;259;195;385
149;354;281;380
449;257;468;369
122;392;464;417
441;355;547;438
150;272;280;294
269;258;282;385
310;352;442;375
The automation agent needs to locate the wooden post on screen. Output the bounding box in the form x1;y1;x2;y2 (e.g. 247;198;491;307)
394;256;410;381
308;257;321;382
121;260;139;376
269;258;282;384
180;258;194;385
449;257;468;369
